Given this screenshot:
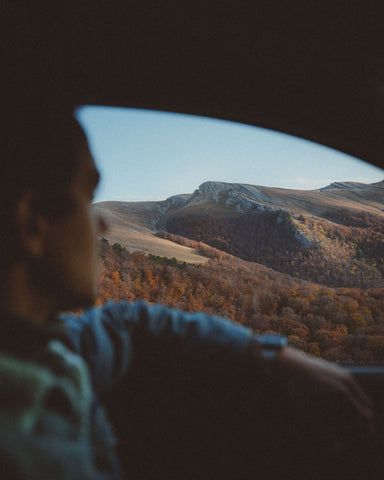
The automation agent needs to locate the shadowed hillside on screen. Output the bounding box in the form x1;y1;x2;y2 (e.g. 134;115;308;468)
164;210;384;288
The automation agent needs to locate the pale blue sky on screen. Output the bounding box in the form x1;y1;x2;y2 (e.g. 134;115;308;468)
77;106;384;203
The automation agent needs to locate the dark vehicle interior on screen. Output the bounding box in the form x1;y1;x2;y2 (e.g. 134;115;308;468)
5;1;384;478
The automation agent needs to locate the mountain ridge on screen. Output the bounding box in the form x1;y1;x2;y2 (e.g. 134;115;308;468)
162;179;384;216
96;179;384;287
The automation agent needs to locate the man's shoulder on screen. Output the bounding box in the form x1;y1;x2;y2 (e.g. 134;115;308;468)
0;340;91;433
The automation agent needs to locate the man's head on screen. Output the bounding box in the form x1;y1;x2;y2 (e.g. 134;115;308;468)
0;107;106;320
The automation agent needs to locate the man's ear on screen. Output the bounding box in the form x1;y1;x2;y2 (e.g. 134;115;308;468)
16;190;49;258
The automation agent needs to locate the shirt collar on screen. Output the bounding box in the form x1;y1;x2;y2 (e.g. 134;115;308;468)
0;309;67;360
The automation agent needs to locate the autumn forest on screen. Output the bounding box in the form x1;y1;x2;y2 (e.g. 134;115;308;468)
96;237;384;365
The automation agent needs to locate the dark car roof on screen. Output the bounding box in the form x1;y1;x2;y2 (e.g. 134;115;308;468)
5;1;384;170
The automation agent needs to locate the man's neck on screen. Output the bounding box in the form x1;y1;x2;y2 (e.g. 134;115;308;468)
0;263;55;325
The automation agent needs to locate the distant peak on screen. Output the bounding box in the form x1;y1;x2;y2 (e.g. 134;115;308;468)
319;181;382;192
372;180;384;187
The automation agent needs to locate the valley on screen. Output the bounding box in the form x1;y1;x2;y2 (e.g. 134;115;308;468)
95;179;384;364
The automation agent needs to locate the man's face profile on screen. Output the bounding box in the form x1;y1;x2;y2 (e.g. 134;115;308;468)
38;149;106;312
0;115;107;322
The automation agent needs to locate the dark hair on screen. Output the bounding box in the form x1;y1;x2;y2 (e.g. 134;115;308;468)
0;107;89;262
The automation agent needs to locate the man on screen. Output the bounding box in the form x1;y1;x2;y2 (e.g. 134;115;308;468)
0;108;373;479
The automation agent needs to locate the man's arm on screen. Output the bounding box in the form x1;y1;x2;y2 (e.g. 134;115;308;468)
60;299;373;450
273;346;373;455
60;300;253;393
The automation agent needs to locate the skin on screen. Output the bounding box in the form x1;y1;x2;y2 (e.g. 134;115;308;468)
274;347;373;453
1;147;106;323
40;150;107;312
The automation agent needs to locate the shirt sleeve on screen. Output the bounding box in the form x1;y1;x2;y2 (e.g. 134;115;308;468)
59;301;254;394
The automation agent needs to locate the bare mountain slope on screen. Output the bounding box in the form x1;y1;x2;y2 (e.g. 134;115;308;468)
96;180;384;286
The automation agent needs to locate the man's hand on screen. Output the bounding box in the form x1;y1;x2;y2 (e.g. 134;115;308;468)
272;347;374;455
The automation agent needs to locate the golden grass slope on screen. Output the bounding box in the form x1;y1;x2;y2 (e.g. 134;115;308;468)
95;201;208;264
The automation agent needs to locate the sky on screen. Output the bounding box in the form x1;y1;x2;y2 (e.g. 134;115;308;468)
77;106;384;203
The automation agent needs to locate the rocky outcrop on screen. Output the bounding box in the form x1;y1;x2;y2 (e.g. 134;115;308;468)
184;181;284;212
165;194;191;209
